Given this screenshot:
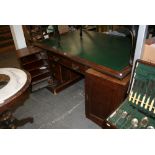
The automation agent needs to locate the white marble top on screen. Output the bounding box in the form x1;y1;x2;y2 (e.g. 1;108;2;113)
0;68;27;104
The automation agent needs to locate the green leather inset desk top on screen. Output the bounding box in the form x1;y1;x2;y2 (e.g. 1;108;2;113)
41;31;131;71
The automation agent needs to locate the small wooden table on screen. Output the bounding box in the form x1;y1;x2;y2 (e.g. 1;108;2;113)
0;68;33;129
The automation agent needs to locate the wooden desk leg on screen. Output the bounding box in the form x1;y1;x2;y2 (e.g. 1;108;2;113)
0;111;33;129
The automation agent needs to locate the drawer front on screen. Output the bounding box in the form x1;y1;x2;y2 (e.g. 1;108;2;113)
48;53;88;74
60;58;85;74
69;61;87;74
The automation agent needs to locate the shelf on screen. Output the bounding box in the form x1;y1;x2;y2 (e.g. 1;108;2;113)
22;57;48;66
21;53;41;64
32;80;49;92
23;59;48;71
30;68;50;78
16;46;51;91
47;75;81;94
16;46;42;58
31;72;51;85
21;52;48;65
22;58;41;65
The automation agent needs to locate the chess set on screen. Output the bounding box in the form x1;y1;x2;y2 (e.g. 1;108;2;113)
107;59;155;129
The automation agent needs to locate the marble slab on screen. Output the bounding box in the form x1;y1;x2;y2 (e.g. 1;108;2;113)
0;68;27;104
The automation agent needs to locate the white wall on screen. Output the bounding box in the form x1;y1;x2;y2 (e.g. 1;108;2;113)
127;25;148;92
10;25;27;50
133;25;148;66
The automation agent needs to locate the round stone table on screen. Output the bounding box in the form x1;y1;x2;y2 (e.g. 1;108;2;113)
0;68;33;129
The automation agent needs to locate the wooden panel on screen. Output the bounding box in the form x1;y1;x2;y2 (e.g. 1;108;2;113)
85;68;130;126
16;46;43;58
47;63;82;94
61;66;71;82
0;25;15;53
48;54;82;94
70;70;80;79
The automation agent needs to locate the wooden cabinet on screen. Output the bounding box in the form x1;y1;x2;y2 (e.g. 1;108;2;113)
16;46;51;91
85;68;130;126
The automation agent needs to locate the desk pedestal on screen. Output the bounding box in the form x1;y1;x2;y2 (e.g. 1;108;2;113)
85;69;130;127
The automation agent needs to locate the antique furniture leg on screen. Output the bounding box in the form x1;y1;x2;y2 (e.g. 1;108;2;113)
13;117;33;128
0;110;33;129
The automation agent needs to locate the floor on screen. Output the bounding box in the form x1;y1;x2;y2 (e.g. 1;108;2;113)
0;50;100;129
14;80;100;129
0;50;20;68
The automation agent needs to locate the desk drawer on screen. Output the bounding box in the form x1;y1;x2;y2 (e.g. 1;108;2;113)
61;58;87;74
48;54;88;74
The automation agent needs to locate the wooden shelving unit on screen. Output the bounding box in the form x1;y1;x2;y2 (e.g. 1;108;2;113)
16;46;52;91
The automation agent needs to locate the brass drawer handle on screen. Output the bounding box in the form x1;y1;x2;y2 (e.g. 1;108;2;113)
72;64;79;71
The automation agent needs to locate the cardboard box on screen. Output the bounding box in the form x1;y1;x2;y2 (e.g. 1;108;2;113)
142;39;155;63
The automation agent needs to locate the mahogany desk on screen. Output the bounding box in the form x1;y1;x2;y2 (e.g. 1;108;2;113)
34;30;132;127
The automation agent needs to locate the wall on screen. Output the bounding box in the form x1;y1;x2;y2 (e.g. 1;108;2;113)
10;25;27;50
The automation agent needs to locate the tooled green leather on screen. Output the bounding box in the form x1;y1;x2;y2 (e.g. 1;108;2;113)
41;31;131;71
